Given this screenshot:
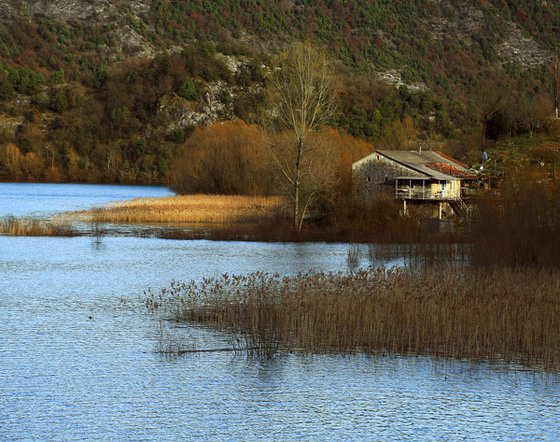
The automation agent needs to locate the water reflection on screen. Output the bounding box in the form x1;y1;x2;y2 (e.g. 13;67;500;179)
347;242;470;270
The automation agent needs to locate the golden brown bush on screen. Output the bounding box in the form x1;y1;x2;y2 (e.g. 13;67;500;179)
172;120;276;195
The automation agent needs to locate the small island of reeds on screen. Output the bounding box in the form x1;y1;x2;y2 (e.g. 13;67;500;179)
72;195;287;225
147;266;560;371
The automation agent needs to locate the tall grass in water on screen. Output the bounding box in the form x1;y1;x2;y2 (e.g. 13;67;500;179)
73;195;286;225
366;243;470;269
0;216;76;236
147;268;560;370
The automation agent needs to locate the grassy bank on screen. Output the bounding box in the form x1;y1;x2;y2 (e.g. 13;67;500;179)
147;267;560;371
0;216;77;236
72;195;287;225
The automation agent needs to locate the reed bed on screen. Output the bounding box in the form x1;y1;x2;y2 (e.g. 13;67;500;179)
0;216;77;236
146;267;560;370
72;195;287;225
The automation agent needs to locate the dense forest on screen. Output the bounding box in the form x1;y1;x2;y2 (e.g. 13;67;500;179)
0;0;559;184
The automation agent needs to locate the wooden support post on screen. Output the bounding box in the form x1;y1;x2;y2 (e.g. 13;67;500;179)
403;199;407;216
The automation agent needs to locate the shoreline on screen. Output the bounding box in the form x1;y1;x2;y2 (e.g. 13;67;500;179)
1;191;463;243
0;213;462;244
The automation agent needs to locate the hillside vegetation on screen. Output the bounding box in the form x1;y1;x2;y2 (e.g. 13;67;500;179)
0;0;559;183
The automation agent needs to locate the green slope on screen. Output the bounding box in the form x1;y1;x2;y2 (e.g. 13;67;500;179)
0;0;558;183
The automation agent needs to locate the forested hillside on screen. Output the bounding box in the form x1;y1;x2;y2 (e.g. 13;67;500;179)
0;0;558;183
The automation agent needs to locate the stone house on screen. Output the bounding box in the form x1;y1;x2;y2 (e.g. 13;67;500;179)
352;149;476;218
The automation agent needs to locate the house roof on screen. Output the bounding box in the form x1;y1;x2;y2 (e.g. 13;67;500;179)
353;149;476;180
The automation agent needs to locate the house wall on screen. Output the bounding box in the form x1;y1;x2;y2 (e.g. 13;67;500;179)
432;179;461;199
448;179;461;198
352;154;424;199
438;179;461;199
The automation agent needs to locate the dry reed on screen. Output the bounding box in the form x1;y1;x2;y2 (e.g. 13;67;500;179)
147;267;560;370
469;180;560;267
71;195;287;225
0;216;77;236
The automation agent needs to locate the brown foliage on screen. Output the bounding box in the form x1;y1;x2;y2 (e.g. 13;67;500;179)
470;167;560;267
445;131;481;166
325;127;372;193
1;143;23;180
328;196;425;242
172;120;275;195
170;119;397;235
379;116;418;150
0;143;47;180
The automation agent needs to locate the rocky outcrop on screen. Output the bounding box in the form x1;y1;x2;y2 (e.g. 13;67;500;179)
0;0;150;21
0;0;155;60
157;82;235;132
498;24;553;68
427;0;552;68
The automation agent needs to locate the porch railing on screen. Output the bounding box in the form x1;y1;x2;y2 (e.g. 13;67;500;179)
395;187;460;200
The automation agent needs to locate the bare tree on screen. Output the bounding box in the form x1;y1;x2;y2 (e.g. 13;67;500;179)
262;41;338;230
517;94;552;138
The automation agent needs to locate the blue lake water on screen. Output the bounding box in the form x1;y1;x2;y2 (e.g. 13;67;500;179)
0;183;559;441
0;182;175;217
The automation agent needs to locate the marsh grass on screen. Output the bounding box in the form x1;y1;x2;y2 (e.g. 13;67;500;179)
0;216;77;236
72;195;287;225
146;268;560;370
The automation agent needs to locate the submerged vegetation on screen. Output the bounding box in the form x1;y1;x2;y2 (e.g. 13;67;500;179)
146;267;560;371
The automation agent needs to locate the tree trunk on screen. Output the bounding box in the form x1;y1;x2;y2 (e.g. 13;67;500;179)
481;119;487;152
554;57;559;119
293;138;302;230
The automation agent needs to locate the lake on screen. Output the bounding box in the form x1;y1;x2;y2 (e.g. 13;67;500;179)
0;183;559;441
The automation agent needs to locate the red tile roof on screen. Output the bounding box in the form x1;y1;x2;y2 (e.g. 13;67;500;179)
434;151;469;168
425;162;476;178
